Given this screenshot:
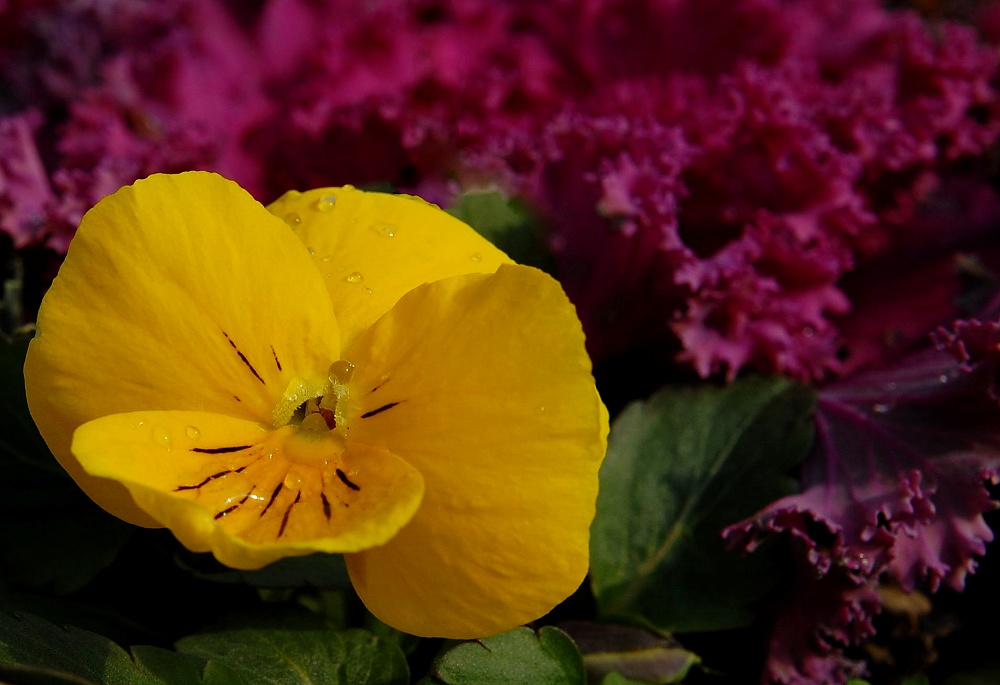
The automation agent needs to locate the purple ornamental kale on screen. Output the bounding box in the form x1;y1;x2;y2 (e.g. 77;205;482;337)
725;339;1000;683
5;0;998;382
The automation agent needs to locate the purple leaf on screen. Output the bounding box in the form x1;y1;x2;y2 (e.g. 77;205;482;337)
725;345;1000;684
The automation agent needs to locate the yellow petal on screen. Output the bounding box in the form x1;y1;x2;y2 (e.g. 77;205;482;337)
71;410;424;570
25;172;340;525
341;264;609;638
266;187;510;346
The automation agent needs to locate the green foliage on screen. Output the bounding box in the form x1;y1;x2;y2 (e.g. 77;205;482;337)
562;622;699;684
177;624;409;685
0;333;133;594
590;376;815;633
420;627;585;685
445;190;552;270
0;612;229;685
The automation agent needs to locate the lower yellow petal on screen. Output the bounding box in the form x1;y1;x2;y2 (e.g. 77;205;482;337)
71;411;424;570
342;264;608;638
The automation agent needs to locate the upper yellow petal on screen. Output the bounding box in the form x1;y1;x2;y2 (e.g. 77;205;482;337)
266;186;511;346
341;264;609;638
25;172;340;525
71;410;424;569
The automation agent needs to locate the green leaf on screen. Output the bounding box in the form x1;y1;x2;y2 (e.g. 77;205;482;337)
0;663;98;685
445;191;551;269
601;674;655;685
0;612;214;685
945;665;1000;685
0;331;55;472
590;376;814;633
422;626;585;685
184;552;352;590
560;622;699;684
0;333;134;593
177;625;408;685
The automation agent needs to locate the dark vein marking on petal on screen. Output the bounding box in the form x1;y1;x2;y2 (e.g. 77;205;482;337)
360;402;400;419
215;504;239;519
233;395;242;402
223;331;265;384
336;468;361;491
278;491;302;538
321;492;331;520
367;377;390;394
191;445;254;454
175;470;233;491
261;482;283;517
271;345;282;371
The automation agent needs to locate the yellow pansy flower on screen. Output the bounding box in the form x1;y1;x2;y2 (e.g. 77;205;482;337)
23;171;608;638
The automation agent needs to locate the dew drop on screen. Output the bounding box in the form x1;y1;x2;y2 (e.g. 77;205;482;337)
185;425;201;440
315;195;337;212
371;222;397;238
307;246;316;255
344;272;364;283
470;252;483;262
283;212;302;227
329;360;356;384
152;425;172;447
362;286;373;295
284;469;305;489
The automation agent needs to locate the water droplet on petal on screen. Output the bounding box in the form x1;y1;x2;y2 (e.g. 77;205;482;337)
315;195;337;212
470;252;482;262
283;212;302;227
345;272;364;283
307;246;316;255
371;222;396;237
185;426;201;440
284;469;305;489
362;286;373;295
152;426;172;447
329;360;356;384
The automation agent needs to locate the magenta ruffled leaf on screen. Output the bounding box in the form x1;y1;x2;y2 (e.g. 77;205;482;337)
763;563;878;685
934;318;1000;361
725;347;1000;683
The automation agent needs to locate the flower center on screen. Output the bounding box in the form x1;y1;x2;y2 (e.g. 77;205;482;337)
280;360;355;468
